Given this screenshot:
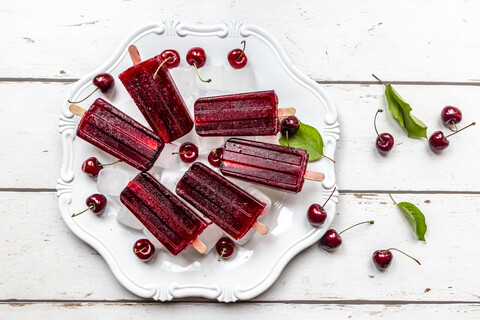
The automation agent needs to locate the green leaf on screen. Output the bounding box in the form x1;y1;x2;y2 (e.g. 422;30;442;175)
278;120;324;161
393;199;427;241
384;84;428;139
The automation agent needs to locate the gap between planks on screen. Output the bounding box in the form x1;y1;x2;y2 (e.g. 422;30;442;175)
0;77;480;87
1;299;480;305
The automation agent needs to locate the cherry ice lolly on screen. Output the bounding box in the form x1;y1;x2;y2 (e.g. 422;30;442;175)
220;138;321;193
194;90;295;136
120;172;208;255
119;53;193;142
176;162;268;240
71;98;164;172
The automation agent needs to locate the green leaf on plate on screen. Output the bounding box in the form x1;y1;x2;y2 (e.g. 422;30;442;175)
278;120;324;162
389;194;427;241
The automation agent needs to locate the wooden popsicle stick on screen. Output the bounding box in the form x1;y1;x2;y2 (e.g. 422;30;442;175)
252;221;268;235
191;238;207;254
128;45;142;65
69;104;86;117
304;170;325;182
278;107;296;117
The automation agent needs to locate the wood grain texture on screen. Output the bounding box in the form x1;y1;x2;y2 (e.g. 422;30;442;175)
1;302;480;319
2;82;478;191
1;0;480;82
1;192;479;302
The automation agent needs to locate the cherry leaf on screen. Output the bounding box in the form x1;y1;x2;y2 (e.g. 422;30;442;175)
278;120;323;161
390;194;427;241
384;84;428;139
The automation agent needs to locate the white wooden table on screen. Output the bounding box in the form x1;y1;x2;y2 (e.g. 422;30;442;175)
1;1;480;318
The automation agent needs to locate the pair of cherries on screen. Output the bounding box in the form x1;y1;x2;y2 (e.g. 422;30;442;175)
374;105;475;153
171;142;224;167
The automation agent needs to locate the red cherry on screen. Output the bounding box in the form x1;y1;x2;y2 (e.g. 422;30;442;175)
227;40;248;69
280;116;300;136
208;148;224;167
215;237;235;260
429;131;449;151
172;142;198;163
186;47;207;68
307;187;336;227
320;220;374;251
372;248;421;271
376;133;394;153
81;157;121;178
68;73;115;103
374;109;394;153
160;49;180;68
441;106;462;126
93;73;115;94
372;250;393;270
72;194;107;217
133;239;155;261
82;157;102;178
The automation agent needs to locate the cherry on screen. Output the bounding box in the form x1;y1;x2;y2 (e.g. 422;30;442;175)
172;142;198;163
372;248;421;271
374;109;394;153
133;239;155;261
208;148;224;167
215;237;235;261
429;122;476;151
280;116;300;136
186;47;211;83
81;157;121;178
308;187;336;227
441;106;462;129
320;220;374;251
227;40;248;69
72;194;107;217
68;73;114;103
160;49;180;68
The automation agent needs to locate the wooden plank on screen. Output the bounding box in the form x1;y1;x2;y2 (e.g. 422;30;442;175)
2;82;479;191
1;192;479;302
1;0;480;82
1;302;479;319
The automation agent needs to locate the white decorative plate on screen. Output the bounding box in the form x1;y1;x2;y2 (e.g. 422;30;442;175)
57;21;340;302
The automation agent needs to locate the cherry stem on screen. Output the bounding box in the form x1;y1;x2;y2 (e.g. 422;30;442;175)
68;87;99;104
237;40;246;61
71;204;94;217
338;220;374;236
372;74;387;86
374;109;384;142
98;160;121;167
286;131;290;147
445;122;476;138
322;187;337;208
384;248;421;265
388;193;398;205
212;149;218;157
134;247;148;254
153;57;173;79
322;154;336;163
451;120;458;132
217;247;227;262
172;151;192;155
193;62;211;83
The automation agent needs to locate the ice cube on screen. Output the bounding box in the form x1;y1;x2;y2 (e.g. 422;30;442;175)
197;224;225;254
224;67;256;93
116;206;143;230
153;142;180;169
195;65;226;91
182;92;199;117
197;136;225;155
170;67;198;95
159;168;187;190
96;169;130;197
